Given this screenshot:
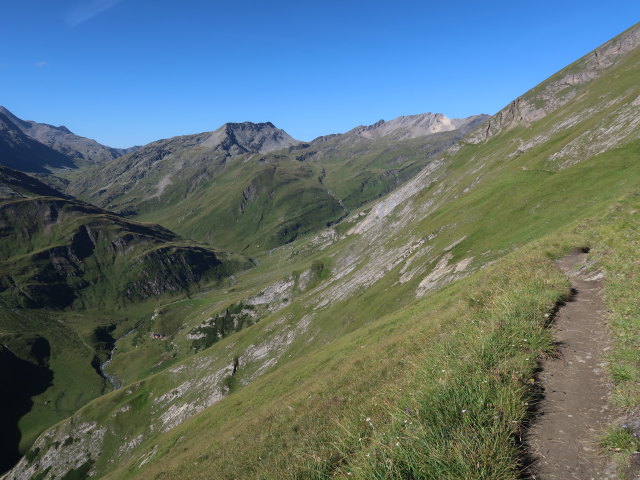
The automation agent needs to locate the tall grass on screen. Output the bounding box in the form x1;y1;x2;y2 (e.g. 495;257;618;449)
581;193;640;471
112;241;572;480
345;250;569;480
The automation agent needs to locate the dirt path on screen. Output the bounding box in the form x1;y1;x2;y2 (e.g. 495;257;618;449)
528;251;616;479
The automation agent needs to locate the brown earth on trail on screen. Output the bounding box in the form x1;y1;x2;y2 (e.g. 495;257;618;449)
528;251;617;479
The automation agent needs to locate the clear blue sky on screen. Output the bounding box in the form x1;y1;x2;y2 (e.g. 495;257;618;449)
1;1;638;147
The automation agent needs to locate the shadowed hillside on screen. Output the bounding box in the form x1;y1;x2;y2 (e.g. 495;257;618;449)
0;165;251;474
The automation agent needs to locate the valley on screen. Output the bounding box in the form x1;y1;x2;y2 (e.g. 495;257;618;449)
1;21;639;480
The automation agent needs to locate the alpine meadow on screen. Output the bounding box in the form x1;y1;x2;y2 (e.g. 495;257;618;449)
1;8;640;480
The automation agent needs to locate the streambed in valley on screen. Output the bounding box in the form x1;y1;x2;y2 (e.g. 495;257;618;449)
98;326;139;390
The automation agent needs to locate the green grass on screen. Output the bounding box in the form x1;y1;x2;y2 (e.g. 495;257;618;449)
100;240;571;480
7;25;640;480
582;195;640;409
599;423;640;477
600;427;639;453
67;123;469;255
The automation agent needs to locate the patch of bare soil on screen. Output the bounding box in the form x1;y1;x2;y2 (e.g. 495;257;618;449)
528;250;617;479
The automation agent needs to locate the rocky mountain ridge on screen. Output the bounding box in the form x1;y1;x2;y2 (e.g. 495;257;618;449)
63;112;487;253
468;22;640;143
348;113;488;141
0;112;76;173
202;121;301;154
0;106;134;171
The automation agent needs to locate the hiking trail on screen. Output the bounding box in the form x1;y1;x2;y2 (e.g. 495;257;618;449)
528;250;617;479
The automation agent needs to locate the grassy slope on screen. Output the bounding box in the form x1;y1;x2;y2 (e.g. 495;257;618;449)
8;26;640;480
69;126;469;255
103;142;640;480
136;157;347;253
0;174;252;462
104;242;572;480
75;133;634;477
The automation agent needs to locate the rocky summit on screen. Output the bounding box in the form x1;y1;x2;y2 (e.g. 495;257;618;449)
202;121;301;153
349;113;488;141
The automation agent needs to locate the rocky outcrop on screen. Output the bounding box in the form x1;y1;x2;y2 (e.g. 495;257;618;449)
313;113;488;145
349;113;488;141
468;23;640;143
203;121;300;154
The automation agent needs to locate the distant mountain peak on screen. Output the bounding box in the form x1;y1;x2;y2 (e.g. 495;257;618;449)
204;120;300;154
350;112;488;141
225;121;277;130
55;125;72;134
0;106;133;172
0;111;76;173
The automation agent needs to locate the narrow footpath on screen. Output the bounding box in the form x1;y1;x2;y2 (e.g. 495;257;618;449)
528;251;616;479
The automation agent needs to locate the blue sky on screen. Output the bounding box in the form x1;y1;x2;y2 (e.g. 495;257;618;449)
1;1;638;147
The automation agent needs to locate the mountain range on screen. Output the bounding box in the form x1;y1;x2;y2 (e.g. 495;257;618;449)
1;22;640;480
0;105;486;253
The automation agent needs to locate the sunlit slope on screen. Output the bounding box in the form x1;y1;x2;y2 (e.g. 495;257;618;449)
69;116;484;254
6;23;640;480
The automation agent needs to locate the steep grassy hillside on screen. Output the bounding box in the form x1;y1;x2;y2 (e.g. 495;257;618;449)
0;174;249;310
7;23;639;480
68;114;485;253
0;166;252;473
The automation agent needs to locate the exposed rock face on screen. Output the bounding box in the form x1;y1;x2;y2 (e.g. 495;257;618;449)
313;113;488;144
468;23;640;142
0;106;131;169
6;420;106;480
203;121;300;153
349;113;488;141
